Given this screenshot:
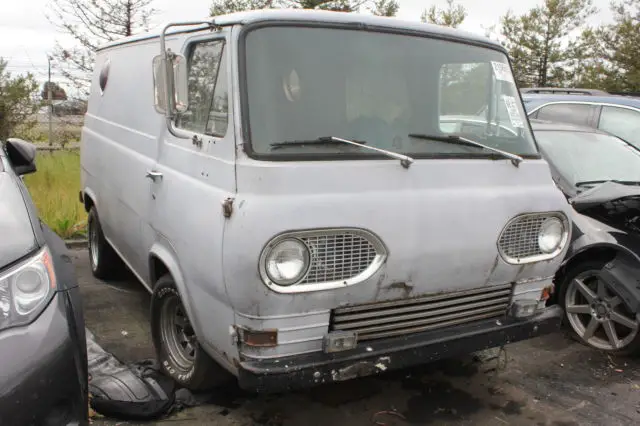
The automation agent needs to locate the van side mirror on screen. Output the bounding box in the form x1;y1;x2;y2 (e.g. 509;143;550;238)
152;53;189;115
5;138;37;175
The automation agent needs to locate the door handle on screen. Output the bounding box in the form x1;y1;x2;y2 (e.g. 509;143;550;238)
145;170;163;181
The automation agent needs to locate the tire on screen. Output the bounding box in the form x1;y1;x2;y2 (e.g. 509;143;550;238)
558;260;640;355
151;274;232;391
87;206;123;279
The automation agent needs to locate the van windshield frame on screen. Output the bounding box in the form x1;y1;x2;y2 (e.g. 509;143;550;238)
237;21;541;163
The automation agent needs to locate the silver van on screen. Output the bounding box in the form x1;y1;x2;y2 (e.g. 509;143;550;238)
80;9;571;392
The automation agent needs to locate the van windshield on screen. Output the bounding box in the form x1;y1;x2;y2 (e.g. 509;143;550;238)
242;25;538;159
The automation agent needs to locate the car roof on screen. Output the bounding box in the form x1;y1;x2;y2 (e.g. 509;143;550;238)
529;118;610;134
98;9;503;52
522;93;640;110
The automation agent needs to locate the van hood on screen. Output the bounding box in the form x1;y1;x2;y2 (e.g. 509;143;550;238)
223;157;572;316
0;173;38;269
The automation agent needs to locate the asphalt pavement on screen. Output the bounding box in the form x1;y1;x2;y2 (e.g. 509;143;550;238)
71;248;640;426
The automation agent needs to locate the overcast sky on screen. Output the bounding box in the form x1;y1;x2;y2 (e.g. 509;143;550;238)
1;0;614;87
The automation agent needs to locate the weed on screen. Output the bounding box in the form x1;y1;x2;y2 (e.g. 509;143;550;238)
23;150;86;239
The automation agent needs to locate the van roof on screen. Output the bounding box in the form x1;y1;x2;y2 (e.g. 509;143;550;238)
97;8;504;52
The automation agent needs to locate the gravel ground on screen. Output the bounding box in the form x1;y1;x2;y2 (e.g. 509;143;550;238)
71;248;640;426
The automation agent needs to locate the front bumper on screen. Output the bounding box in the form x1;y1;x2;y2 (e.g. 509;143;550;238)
237;305;562;393
0;288;89;426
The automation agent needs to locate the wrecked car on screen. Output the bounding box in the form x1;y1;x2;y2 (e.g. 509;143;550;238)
531;119;640;354
0;138;89;425
80;9;572;393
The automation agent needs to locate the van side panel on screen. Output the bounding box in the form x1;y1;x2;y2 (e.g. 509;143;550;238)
81;39;164;285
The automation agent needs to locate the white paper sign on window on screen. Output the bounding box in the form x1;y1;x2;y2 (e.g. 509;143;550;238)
491;61;515;84
502;95;525;128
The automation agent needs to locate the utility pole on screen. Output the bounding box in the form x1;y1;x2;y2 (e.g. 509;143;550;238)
47;56;53;147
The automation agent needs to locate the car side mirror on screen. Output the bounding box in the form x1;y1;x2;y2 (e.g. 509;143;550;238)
153;53;189;115
5;138;37;175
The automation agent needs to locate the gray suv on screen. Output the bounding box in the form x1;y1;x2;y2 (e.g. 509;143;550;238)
0;138;88;425
522;92;640;150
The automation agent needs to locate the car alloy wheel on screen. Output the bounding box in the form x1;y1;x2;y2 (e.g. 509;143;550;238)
565;269;640;351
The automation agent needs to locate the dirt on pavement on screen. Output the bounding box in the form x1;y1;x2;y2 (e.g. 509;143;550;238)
71;248;640;426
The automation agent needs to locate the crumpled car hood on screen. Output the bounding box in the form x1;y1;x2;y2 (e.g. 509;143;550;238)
570;181;640;212
0;172;37;269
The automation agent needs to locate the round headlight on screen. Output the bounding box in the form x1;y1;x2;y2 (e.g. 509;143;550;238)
538;217;564;254
265;239;310;286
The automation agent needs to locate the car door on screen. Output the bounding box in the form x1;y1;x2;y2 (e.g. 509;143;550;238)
597;105;640;150
534;102;599;127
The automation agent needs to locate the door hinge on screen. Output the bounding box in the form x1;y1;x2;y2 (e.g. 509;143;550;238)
222;197;234;218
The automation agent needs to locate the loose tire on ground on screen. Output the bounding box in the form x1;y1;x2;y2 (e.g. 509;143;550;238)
150;274;232;390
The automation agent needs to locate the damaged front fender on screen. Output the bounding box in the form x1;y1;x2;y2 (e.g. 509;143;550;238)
599;254;640;315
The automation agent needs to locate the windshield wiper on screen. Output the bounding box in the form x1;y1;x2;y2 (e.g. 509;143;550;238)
270;136;415;169
576;179;640;187
408;133;523;167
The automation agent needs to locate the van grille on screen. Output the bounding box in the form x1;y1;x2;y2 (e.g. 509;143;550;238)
498;215;547;260
300;233;378;284
330;284;512;341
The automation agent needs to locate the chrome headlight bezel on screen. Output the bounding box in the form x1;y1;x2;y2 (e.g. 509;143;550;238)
0;247;57;332
498;212;570;264
258;228;388;293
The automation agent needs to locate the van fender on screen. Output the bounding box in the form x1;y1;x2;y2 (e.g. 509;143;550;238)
148;242;204;340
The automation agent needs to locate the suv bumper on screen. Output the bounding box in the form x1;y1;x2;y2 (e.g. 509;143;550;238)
237;305;562;393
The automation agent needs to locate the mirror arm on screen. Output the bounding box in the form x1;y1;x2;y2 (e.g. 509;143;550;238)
159;20;217;140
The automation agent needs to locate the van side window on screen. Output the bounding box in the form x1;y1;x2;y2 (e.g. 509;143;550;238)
176;39;228;137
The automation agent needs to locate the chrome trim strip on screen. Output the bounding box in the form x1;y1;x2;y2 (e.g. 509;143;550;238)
235;310;330;320
333;296;511;329
353;309;506;341
276;336;325;345
239;348;320;360
277;323;330;332
333;283;512;314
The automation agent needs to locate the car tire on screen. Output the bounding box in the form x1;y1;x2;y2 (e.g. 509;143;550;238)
151;274;233;391
87;207;123;279
559;260;640;355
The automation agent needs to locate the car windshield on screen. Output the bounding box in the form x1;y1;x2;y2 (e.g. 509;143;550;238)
242;25;538;159
534;130;640;187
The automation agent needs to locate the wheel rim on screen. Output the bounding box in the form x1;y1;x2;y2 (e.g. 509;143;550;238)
160;294;197;371
565;269;640;351
89;218;99;270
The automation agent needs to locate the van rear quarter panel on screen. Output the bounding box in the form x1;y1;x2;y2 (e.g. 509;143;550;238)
81;38;167;281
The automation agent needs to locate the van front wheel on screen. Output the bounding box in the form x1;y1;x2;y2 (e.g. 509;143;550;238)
151;275;232;391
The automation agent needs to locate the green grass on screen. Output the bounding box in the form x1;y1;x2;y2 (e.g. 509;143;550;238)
23;150;87;239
